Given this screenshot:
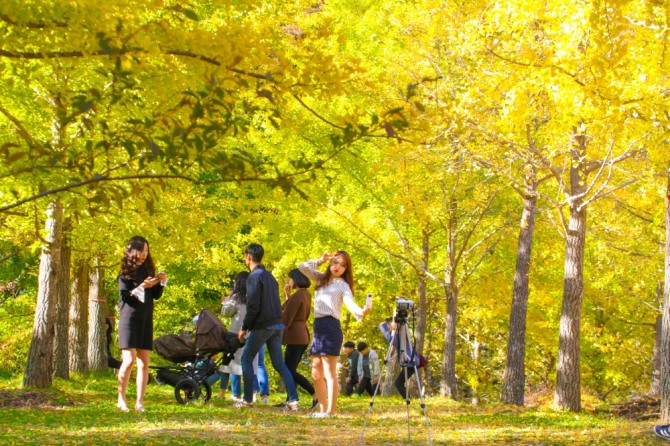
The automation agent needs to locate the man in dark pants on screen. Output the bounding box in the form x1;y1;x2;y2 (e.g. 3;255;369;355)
343;341;359;396
235;243;299;410
356;342;380;396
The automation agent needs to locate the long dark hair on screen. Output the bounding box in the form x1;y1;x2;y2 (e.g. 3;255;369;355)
120;236;155;279
315;250;354;293
230;271;249;304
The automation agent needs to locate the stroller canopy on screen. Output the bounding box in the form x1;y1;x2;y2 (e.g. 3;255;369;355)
154;333;196;363
195;309;242;355
154;309;242;362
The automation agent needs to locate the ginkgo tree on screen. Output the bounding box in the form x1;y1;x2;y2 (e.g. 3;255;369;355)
1;0;400;388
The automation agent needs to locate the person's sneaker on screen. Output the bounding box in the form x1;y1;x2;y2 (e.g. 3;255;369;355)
231;400;253;409
310;411;330;418
228;396;243;403
655;425;670;440
308;399;319;411
283;401;299;412
261;395;269;404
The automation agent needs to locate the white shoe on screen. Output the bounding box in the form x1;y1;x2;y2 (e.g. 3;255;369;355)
655;425;670;440
282;401;299;412
231;400;253;409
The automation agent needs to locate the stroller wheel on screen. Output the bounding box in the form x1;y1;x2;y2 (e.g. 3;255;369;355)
174;378;201;405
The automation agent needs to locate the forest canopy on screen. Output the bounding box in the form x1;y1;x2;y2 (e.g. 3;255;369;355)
0;0;668;412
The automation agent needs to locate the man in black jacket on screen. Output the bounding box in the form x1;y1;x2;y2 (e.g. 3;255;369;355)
343;341;360;396
235;243;299;410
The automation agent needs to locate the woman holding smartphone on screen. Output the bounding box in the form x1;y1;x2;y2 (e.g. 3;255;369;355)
299;251;370;418
116;236;168;412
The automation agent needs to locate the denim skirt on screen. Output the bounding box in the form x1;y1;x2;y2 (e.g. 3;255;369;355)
310;316;342;356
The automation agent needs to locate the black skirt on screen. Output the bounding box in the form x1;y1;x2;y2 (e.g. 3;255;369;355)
309;317;342;356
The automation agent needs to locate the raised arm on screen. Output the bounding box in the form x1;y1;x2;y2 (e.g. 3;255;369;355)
379;321;392;343
298;259;325;282
342;285;365;321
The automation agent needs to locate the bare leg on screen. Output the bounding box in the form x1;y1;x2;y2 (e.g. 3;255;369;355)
135;349;150;411
117;349;137;411
322;355;339;415
311;355;327;413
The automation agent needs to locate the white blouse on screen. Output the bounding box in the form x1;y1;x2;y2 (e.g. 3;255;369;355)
299;259;365;321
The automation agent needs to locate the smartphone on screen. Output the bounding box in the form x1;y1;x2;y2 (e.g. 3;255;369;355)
365;293;373;309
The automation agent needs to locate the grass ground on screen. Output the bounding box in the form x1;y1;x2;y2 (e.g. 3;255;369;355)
0;372;662;445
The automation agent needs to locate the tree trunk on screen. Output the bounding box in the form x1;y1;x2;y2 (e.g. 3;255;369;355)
471;337;481;406
53;221;71;380
660;169;670;421
652;310;662;397
441;280;459;399
88;266;108;371
381;356;400;396
23;201;63;388
338;353;347;395
502;182;538;406
69;259;90;373
554;130;588;412
441;195;459;399
554;205;586;412
415;229;429;355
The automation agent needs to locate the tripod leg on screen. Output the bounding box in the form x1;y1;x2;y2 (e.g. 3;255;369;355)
410;365;433;445
403;366;411;442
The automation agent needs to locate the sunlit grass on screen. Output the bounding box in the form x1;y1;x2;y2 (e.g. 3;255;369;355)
0;373;660;445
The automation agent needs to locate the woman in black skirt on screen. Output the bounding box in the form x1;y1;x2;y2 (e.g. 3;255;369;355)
299;251;370;418
116;236;168;412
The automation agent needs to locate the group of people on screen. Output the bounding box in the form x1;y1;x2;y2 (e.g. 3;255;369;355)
343;341;381;397
114;237;372;418
206;271;270;404
228;244;371;417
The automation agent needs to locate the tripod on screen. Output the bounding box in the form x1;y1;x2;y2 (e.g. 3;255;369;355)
357;316;432;445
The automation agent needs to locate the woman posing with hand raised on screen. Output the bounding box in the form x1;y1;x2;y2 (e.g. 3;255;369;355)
299;251;371;418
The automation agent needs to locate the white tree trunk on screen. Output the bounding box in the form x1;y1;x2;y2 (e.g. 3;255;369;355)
53;222;71;380
88;266;108;371
69;259;89;373
23;201;63;388
660;169;670;421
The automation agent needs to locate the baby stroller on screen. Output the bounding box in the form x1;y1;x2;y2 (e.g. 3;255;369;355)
151;309;242;404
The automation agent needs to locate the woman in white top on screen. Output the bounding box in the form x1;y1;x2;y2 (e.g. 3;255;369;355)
299;251;370;418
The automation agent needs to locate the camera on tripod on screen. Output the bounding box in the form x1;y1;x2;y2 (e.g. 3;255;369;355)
395;297;414;324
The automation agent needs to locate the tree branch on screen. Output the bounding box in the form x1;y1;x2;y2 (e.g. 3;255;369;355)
0;13;67;28
0;46;277;82
0;103;38;147
485;45;585;87
0;169;298;213
578;177;638;212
